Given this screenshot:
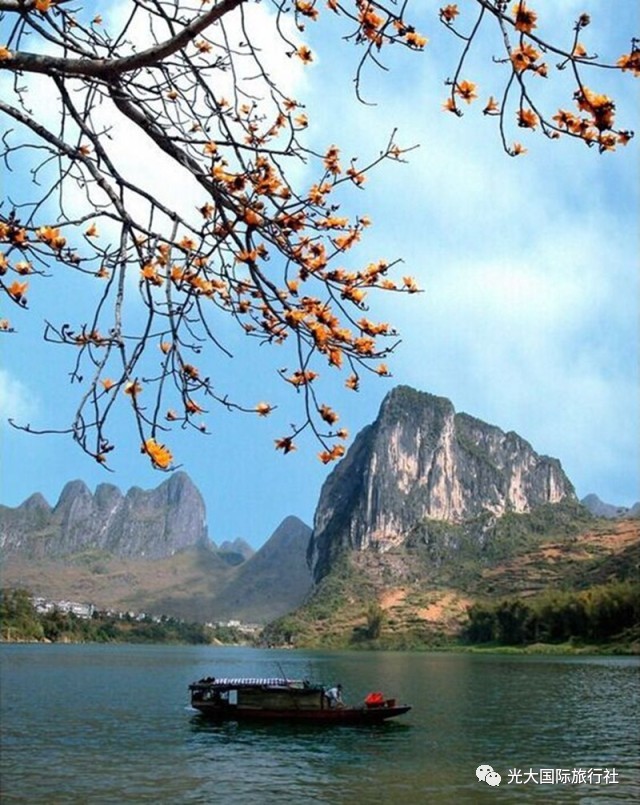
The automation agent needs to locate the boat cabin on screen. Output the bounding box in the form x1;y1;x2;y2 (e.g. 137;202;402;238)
190;677;327;713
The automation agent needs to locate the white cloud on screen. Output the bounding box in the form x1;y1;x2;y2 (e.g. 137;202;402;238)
0;369;38;426
3;1;310;236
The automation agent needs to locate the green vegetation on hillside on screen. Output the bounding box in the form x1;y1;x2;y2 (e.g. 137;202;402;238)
407;500;595;572
0;588;245;645
463;581;640;648
485;500;595;557
262;553;379;648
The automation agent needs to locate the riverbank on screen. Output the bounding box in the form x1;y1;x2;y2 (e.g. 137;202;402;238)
0;587;246;646
5;633;636;655
453;640;640;656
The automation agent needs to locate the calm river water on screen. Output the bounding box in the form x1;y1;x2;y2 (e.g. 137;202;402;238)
0;645;638;803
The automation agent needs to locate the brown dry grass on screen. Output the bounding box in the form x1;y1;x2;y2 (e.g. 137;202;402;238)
416;591;473;624
481;520;639;592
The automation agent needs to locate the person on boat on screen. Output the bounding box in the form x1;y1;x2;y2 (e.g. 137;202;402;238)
325;684;343;708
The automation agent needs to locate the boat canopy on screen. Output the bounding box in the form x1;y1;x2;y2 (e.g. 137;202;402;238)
189;677;315;691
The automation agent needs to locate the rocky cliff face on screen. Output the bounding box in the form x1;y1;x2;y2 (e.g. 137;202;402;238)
308;386;575;580
0;472;208;560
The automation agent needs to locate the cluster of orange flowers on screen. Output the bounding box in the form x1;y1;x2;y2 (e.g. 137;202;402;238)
37;225;67;251
1;218;78;311
318;444;346;464
295;1;318;22
72;328;107;347
512;2;537;34
438;2;636;154
212;155;291;203
617;48;640;76
228;100;310;149
552;88;632;151
291;0;428;53
126;141;411;459
356;1;428;50
510;43;547;77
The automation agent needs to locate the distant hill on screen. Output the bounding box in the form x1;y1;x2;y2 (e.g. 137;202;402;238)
581;494;640;520
212;517;312;622
126;516;312;624
1;476;312;624
218;538;255;566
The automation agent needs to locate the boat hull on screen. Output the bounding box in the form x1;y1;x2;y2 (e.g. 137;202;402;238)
191;702;411;725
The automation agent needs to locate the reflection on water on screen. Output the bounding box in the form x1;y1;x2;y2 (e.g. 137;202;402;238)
1;645;638;804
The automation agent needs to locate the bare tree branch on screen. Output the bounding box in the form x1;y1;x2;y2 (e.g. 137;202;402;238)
0;0;245;78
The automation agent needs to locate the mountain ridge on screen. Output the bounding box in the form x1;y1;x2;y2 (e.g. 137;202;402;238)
581;493;640;520
1;471;209;560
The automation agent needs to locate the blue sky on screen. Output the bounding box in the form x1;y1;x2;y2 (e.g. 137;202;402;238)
1;1;638;547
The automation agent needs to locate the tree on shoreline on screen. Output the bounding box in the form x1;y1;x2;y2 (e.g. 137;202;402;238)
1;1;637;469
0;587;238;644
463;581;640;646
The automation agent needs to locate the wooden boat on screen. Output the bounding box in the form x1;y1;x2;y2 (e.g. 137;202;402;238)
189;676;411;724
